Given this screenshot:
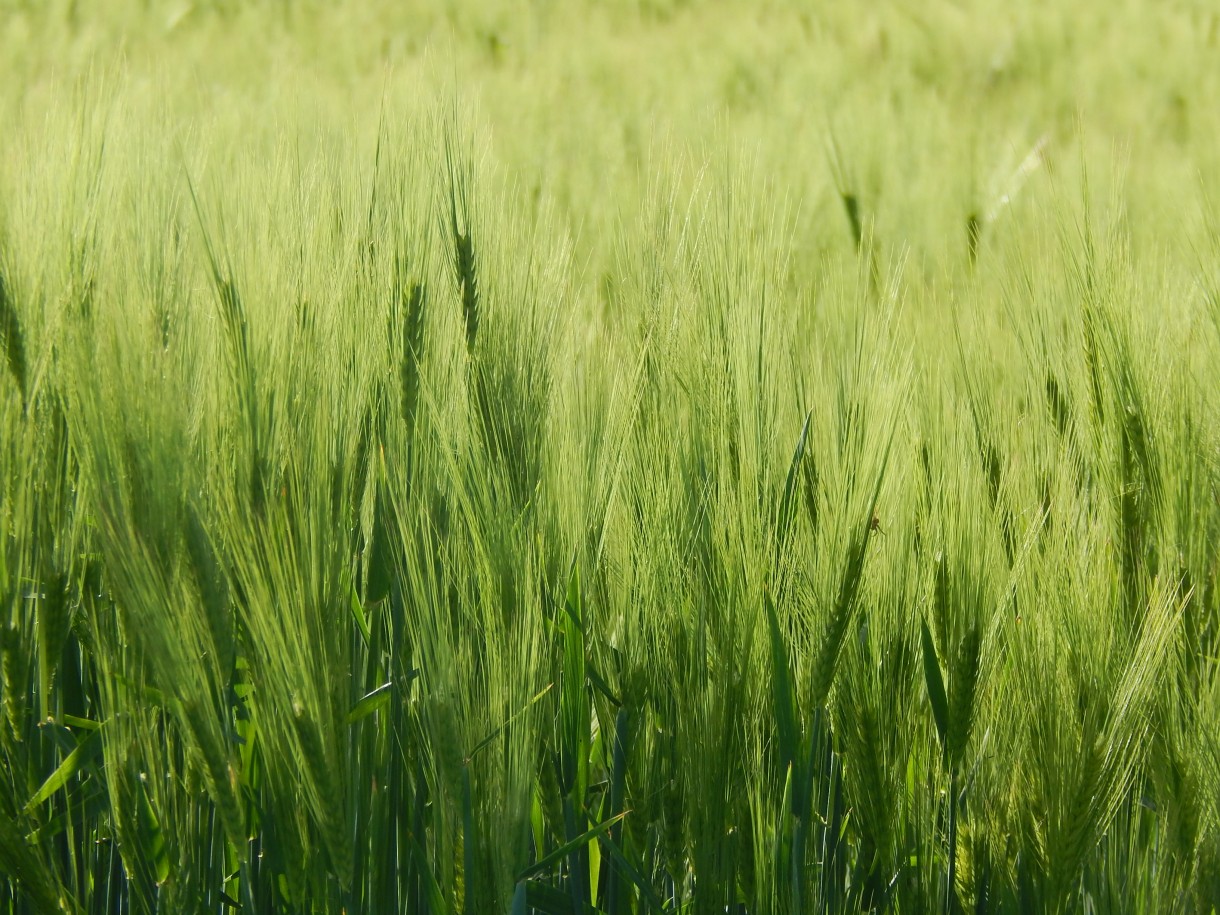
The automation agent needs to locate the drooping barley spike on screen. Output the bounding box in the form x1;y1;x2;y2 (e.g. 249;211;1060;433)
404;274;427;360
183;504;234;679
398;272;427;430
1194;843;1220;915
431;688;464;797
947;622;982;766
1050;733;1104;901
852;698;893;859
176;695;245;857
184;171;261;510
812;422;893;706
293;701;353;888
0;624;27;738
811;534;868;707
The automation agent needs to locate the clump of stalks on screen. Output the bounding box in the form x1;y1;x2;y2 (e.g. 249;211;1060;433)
3;3;1220;913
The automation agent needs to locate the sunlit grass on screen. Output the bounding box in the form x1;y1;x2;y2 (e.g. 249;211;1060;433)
2;1;1219;913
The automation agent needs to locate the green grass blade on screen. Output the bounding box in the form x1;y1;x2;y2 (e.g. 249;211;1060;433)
516;811;629;882
920;616;949;753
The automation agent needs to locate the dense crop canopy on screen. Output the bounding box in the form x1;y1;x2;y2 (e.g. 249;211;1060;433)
2;1;1220;912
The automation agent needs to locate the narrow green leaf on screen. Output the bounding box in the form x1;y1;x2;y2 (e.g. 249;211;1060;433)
61;715;100;731
920;615;949;751
516;811;629;882
468;683;553;761
24;728;103;814
348;578;372;646
26;788;107;844
346;682;392;724
587;661;621;708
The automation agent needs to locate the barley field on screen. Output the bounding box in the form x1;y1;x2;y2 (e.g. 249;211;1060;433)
2;1;1219;912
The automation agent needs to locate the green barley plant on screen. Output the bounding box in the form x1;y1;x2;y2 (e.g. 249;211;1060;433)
2;1;1220;912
